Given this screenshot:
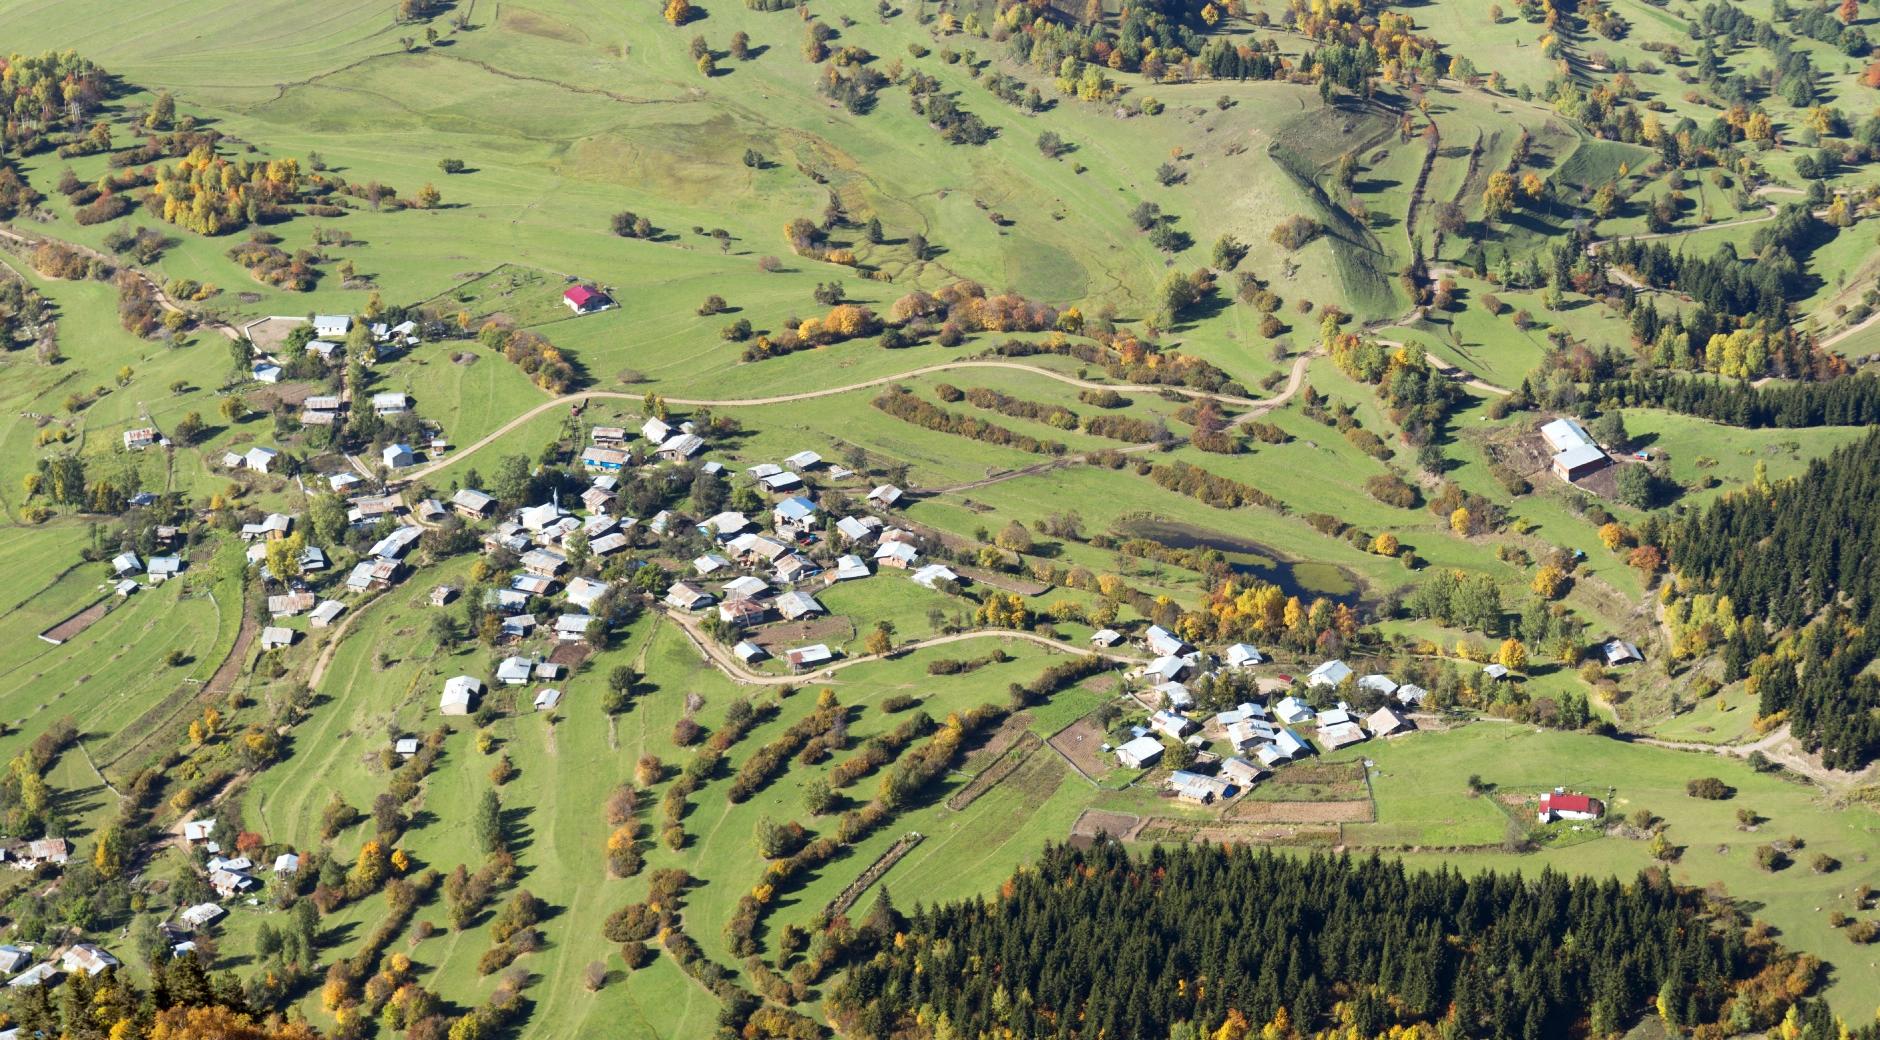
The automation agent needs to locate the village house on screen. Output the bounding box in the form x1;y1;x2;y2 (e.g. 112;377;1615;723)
0;946;30;974
1154;682;1193;711
313;314;351;339
1308;660;1353;688
345;558;402;591
501;614;536;639
700;511;750;539
1541;417;1609;482
721;575;769;602
210;869;257;899
252;361;283;384
372;392;410;417
641;417;671;443
1115;735;1164;769
441;677;482;716
178;903;224;930
911;563;959;589
369;526;421;560
1222;643;1264;668
267;591;316;618
554;614;594;642
1150;709;1194;741
244;446;280;472
867;484;904;508
306;339;340;361
1167;770;1232;804
1395;684;1429;707
182;819;215;845
758;470;802;492
656;433;704;460
382;443;416;470
300;397;341;425
873;540;919;569
61;945;120;977
149;557;184;581
827;555;870;583
1220;757;1268;789
241;513;292;541
835;515;882;545
1357;673;1398;697
1537;789;1604;823
260;627;296;651
521;548;567;577
452;488;497;519
1090;629;1122;648
734;641;767;664
693;553;730;576
775;591;825;621
591;426;628;445
717;599;770;627
772;496;819;536
1367;705;1412;737
1144;625;1190;658
565;576;610;611
112;552;142;576
310;600;346;628
582;485;617;514
563;285;613;314
123;427;160;451
786;644;834;671
1603;640;1643;666
774;554;822;584
580;446;630;473
783;450;822;470
665;582;715;611
1317;720;1368;750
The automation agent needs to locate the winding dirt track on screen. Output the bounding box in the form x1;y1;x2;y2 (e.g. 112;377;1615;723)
659;606;1142;685
406;353;1319;483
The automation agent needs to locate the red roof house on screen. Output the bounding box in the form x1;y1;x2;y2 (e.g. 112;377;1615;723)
1537;791;1603;823
563;285;613;314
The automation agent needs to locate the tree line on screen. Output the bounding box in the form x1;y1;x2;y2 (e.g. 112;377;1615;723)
827;842;1830;1040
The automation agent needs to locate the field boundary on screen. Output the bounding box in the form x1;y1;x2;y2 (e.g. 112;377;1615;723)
946;732;1042;811
824;831;923;920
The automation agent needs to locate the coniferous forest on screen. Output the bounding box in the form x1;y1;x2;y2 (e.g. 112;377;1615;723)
828;843;1835;1040
1662;429;1880;767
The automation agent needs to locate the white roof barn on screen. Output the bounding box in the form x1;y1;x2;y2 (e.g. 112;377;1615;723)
441;675;482;715
1144;625;1189;657
1115;735;1164;769
1307;660;1353;688
1223;644;1263;667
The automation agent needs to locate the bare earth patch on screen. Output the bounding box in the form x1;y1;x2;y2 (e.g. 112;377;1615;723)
1048;716;1111;779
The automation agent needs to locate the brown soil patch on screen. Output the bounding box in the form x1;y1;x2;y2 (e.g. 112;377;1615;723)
1135;818;1341;846
40;598;109;644
1048;716;1111;779
960;711;1031;773
548;642;593;668
752;615;854;650
242;315;307;354
1226;799;1374;824
948;732;1044;810
1070;809;1142;845
498;8;590;43
251;381;318;410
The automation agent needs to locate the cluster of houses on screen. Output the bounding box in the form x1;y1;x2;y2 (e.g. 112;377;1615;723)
304;313;420;365
579;416;707;473
1541;417;1610;483
0;819;300;988
103;528;185;601
655;451;935;670
1108;633;1428;802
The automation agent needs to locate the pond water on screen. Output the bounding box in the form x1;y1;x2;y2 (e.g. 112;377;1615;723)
1115;517;1359;601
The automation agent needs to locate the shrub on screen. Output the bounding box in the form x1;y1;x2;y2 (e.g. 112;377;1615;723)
1686;777;1732;800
